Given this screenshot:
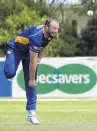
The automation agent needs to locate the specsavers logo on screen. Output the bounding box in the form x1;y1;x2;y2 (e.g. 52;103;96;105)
17;64;97;94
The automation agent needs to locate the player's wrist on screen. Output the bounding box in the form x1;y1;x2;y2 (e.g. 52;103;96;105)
29;79;37;87
29;79;35;82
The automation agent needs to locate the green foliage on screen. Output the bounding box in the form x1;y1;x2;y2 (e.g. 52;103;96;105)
0;7;46;42
0;2;46;43
77;16;97;56
0;0;79;57
79;0;97;16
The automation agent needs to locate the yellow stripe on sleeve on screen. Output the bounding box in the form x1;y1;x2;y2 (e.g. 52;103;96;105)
15;36;29;44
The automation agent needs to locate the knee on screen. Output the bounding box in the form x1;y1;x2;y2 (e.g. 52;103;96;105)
4;69;16;79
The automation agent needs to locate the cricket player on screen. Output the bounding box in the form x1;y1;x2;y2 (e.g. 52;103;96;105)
4;19;59;124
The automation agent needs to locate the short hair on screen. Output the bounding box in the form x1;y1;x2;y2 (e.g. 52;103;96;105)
45;18;59;27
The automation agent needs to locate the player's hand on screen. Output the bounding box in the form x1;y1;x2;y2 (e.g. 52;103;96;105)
29;80;37;87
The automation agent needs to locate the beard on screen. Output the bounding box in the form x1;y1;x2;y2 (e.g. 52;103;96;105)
47;31;56;38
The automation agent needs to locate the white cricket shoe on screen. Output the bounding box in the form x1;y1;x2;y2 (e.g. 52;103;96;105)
27;110;39;125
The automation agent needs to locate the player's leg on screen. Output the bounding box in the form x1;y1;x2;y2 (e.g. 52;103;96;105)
4;49;21;79
22;59;39;124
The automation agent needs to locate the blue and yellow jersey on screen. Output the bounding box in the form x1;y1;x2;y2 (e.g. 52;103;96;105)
8;25;52;53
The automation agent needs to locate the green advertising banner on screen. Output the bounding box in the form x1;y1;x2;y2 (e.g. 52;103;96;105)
17;63;97;95
11;58;97;98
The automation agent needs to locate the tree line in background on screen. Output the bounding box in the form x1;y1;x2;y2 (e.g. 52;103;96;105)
0;0;97;56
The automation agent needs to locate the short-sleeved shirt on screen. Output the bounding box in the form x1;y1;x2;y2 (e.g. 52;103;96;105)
8;25;53;55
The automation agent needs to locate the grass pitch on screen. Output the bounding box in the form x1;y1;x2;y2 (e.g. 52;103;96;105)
0;99;97;131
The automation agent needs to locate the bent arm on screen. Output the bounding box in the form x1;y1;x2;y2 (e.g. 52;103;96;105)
37;45;49;65
29;49;38;81
38;45;48;59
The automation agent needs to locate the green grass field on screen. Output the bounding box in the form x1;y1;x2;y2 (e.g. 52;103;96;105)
0;100;97;131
